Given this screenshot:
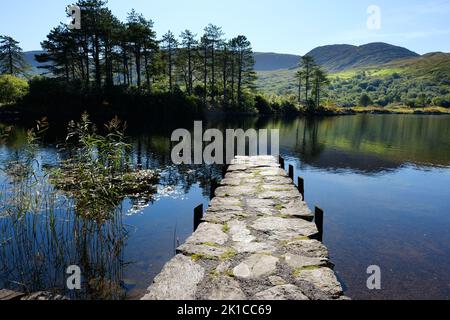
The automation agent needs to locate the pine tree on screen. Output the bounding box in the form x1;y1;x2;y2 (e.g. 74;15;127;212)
180;30;197;95
204;24;224;105
312;67;329;109
0;36;29;76
161;31;178;92
231;36;256;108
299;55;316;102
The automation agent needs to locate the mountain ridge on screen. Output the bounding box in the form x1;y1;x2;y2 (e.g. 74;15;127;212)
23;42;443;76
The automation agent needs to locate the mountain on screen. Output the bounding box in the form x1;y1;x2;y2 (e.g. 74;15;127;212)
253;52;300;71
253;43;419;73
23;50;46;75
306;43;420;72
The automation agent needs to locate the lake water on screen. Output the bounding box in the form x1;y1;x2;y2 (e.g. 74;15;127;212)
0;114;449;300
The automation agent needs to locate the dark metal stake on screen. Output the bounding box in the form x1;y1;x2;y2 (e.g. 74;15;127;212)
279;156;285;170
210;179;218;200
289;164;294;180
315;206;324;242
194;204;204;231
298;176;305;201
222;165;229;178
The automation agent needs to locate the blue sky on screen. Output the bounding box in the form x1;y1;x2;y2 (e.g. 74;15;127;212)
1;0;450;54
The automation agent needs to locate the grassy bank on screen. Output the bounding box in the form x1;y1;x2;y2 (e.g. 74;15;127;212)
328;105;450;115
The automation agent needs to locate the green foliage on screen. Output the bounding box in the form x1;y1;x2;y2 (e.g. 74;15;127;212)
252;94;301;115
49;113;158;220
0;35;30;76
254;95;273;114
359;93;373;107
257;53;450;108
0;74;29;104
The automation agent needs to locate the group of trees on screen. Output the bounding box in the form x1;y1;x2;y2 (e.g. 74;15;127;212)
326;71;450;108
295;56;329;110
36;0;256;110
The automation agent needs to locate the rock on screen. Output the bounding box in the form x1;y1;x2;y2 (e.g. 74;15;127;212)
177;243;228;259
209;197;241;208
216;261;232;274
207;197;243;212
283;253;328;269
261;185;291;191
257;190;302;201
279;200;314;220
228;220;256;243
215;186;257;197
220;178;242;186
259;168;287;177
232;241;276;254
205;277;246;300
227;164;250;172
142;255;205;300
254;285;309;300
233;254;279;279
0;289;26;300
269;276;287;286
253;207;278;216
203;211;241;224
295;268;343;298
285;239;329;258
263;176;292;185
251;217;318;240
185;223;228;246
246;198;276;208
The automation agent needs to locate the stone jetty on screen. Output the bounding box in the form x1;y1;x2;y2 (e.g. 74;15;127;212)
142;156;346;300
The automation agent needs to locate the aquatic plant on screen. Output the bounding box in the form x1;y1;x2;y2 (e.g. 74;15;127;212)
48;113;159;220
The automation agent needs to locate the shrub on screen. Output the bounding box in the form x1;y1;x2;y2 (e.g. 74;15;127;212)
359;93;373;107
281;101;300;114
0;74;29;104
254;95;273;114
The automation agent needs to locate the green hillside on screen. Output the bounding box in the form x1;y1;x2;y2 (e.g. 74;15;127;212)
257;52;450;108
306;42;419;72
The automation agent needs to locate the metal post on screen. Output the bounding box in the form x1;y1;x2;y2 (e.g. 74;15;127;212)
222;165;229;178
298;176;305;201
315;206;324;242
210;179;218;200
279;155;285;170
194;204;204;231
289;164;294;180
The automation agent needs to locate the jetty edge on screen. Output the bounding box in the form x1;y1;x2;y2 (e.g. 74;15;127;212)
142;155;348;300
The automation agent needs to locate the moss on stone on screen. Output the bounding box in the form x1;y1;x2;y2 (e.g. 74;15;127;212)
222;224;230;233
274;204;284;211
190;253;216;262
201;242;221;248
293;265;321;277
220;249;237;261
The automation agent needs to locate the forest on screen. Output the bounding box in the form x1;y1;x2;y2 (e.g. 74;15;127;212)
0;0;336;118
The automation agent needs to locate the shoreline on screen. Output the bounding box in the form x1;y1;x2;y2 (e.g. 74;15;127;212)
0;103;449;124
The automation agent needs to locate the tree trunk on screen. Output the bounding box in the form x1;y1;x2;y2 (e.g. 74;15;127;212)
188;47;192;95
135;49;141;87
237;51;243;107
168;48;173;91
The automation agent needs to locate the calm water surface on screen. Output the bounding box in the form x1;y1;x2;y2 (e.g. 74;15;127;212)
0;114;449;300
